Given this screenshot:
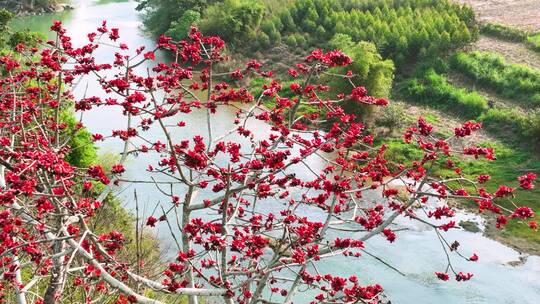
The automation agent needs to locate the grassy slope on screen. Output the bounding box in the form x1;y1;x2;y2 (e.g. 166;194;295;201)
384;135;540;244
390;27;540;245
247;0;540;247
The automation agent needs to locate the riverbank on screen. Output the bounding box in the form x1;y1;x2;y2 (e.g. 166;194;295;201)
450;200;540;257
0;1;73;16
387;171;540;257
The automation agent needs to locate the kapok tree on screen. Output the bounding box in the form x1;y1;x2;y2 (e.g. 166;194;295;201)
0;22;537;304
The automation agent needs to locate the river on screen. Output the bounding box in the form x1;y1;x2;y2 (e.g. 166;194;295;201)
12;1;540;303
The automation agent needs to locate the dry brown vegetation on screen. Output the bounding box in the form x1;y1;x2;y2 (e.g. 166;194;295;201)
455;0;540;31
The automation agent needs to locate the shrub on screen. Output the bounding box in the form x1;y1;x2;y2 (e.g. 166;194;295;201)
165;10;201;41
479;108;525;134
327;36;395;98
526;32;540;52
284;34;297;47
452;51;540;106
376;103;409;133
199;0;265;45
61;111;98;168
479;108;539;144
480;23;528;42
402;68;487;118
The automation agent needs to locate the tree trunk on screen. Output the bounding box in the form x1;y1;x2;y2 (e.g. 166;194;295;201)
43;231;67;304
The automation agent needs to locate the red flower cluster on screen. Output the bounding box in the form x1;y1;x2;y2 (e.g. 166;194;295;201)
0;21;536;304
454;121;481;137
518;173;537;189
87;165;110;184
349;86;389;106
306;49;352;67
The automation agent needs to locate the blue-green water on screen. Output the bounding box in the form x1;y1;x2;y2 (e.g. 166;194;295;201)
14;1;540;303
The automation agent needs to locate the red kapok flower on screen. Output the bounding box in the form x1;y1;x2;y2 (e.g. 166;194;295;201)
512;206;535;219
518;173;537;190
435;272;449;281
144;51;156;60
146;216;158;227
382;229;396;243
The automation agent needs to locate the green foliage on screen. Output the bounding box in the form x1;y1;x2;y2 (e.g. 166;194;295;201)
198;0;265;45
0;9;45;49
137;0;219;36
165;10;200;41
479;108;540;146
284;34;297;47
525;110;540;141
0;9;13;46
526;32;540;52
60;111;98;168
328;35;395;98
401;63;539;148
480;23;528;42
452;51;540;106
324;36;395;121
402;68;487;118
253;0;477;68
261;19;281;45
8;29;43;48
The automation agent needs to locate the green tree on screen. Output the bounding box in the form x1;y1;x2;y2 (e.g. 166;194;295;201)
199;0;264;45
328;35;395;121
284;35;297;47
165;10;201;41
137;0;219;36
279;10;296;32
302;6;320;32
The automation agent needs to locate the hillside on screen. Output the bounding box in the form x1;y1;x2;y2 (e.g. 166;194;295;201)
1;1;538;303
134;0;540;253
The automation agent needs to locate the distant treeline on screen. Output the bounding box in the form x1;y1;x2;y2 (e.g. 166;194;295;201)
256;0;477;67
137;0;478;68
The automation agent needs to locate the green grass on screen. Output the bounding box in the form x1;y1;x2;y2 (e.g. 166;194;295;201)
480;23;528;43
526;32;540;52
384;139;540;243
422;113;440;124
399;68;488;119
454;142;540;242
451;51;540;107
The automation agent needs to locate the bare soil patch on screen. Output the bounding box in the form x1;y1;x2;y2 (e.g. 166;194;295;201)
455;0;540;32
392;100;494;143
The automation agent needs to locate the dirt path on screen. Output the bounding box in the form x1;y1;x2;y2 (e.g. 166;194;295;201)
455;0;540;32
